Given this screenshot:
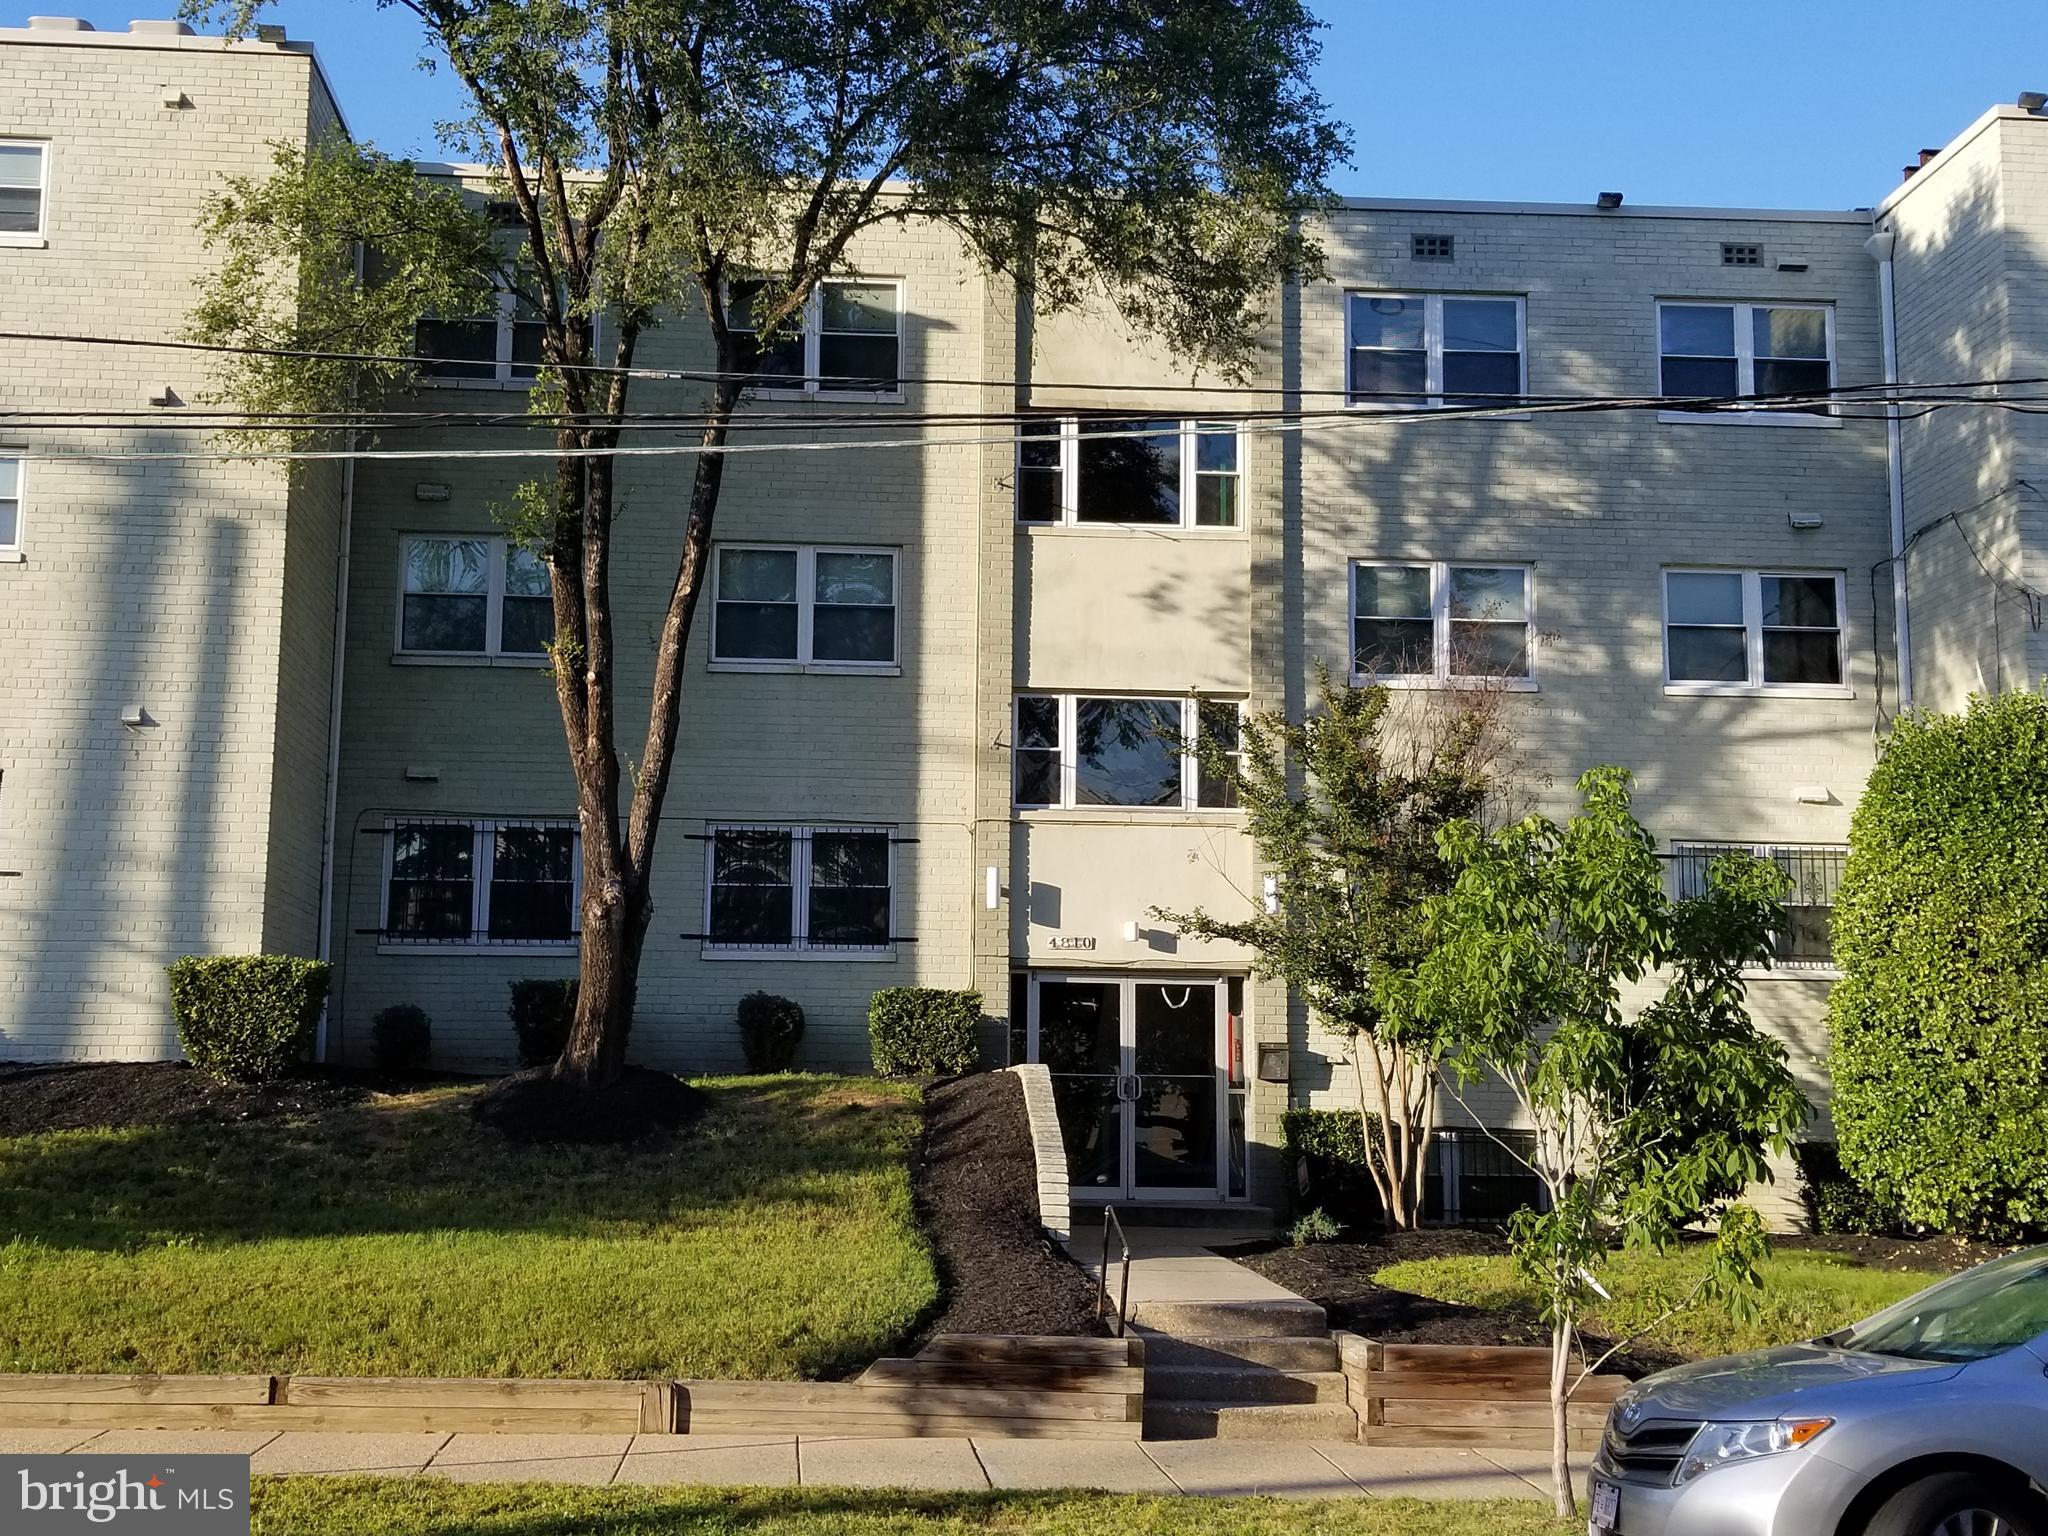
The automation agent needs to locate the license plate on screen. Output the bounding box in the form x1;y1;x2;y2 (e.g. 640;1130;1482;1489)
1588;1478;1620;1535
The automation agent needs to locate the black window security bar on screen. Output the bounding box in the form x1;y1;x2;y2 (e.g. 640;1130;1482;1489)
1661;843;1845;966
1424;1129;1547;1225
360;815;579;945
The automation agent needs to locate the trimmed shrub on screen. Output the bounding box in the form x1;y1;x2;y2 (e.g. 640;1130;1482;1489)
1829;693;2048;1238
1791;1141;1902;1237
509;978;578;1068
370;1004;433;1076
167;955;330;1083
1280;1107;1384;1228
869;987;982;1076
736;992;805;1073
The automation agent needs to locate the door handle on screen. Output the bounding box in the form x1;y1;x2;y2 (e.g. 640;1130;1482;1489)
1118;1073;1141;1103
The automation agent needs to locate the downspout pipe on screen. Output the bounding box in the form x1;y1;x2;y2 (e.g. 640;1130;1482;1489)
313;441;355;1062
1865;227;1914;714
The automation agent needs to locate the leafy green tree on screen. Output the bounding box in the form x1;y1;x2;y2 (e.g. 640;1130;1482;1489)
1394;767;1808;1517
1830;691;2048;1237
182;0;1349;1092
1152;669;1514;1229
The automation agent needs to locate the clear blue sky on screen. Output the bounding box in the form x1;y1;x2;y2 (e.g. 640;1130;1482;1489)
30;1;2048;209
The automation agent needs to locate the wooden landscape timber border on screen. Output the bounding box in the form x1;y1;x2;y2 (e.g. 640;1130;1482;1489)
1335;1333;1627;1452
0;1335;1146;1442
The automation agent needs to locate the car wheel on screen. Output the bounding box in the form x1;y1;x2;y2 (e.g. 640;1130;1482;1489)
1864;1472;2047;1536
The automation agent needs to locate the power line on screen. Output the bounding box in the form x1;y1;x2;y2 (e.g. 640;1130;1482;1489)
9;324;2048;407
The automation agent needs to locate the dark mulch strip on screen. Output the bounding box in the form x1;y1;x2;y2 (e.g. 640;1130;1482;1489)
911;1070;1107;1341
1226;1230;1678;1378
1776;1231;2020;1272
0;1061;373;1135
470;1064;704;1144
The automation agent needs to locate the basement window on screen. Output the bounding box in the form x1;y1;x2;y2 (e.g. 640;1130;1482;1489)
383;819;579;947
704;825;895;954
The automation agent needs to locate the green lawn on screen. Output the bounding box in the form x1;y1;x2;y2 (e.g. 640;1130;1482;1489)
250;1483;1574;1536
0;1074;936;1380
1374;1247;1944;1362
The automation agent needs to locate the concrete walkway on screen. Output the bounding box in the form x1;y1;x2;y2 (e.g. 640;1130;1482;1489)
1066;1223;1299;1317
0;1429;1558;1500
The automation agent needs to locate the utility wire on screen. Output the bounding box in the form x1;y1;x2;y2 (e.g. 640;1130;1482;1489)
10;324;2048;406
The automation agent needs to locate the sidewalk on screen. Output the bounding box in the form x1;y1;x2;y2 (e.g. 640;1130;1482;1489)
0;1429;1557;1500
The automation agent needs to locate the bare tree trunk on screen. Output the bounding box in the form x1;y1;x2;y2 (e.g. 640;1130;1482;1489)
1352;1046;1407;1228
1550;1314;1577;1519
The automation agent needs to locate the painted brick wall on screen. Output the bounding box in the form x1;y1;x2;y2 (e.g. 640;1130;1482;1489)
1270;204;1892;1224
1886;113;2030;711
0;29;335;1060
326;205;996;1072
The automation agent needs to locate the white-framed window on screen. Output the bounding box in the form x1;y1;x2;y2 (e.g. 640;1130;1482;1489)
1012;694;1244;811
728;276;903;398
417;285;550;386
0;140;48;244
382;818;579;949
1657;301;1835;420
1349;560;1535;686
395;534;553;662
703;824;895;954
709;545;898;671
1668;841;1845;970
1345;292;1526;409
0;455;23;556
1662;569;1847;696
1015;418;1244;528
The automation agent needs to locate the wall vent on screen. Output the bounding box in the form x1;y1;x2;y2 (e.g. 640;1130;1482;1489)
1411;233;1454;262
1721;242;1763;267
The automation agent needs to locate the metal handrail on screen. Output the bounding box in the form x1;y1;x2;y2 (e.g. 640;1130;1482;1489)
1095;1205;1132;1338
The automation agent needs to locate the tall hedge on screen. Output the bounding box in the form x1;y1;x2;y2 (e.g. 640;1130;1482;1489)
1829;692;2048;1237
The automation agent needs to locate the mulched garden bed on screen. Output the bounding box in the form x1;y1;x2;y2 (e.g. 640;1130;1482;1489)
1226;1229;1681;1376
911;1070;1107;1341
0;1060;374;1135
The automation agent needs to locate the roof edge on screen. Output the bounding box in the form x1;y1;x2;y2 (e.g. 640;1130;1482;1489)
1331;195;1872;225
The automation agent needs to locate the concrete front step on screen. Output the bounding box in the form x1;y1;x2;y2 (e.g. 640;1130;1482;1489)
1144;1399;1361;1441
1147;1365;1350;1405
1105;1204;1278;1231
1125;1299;1329;1337
1136;1331;1340;1371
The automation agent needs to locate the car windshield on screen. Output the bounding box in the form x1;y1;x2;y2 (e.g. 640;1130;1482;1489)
1834;1249;2048;1363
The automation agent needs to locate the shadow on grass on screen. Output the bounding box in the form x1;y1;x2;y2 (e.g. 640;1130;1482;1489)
0;1075;918;1251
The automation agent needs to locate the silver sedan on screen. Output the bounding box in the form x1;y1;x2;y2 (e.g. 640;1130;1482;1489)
1591;1246;2048;1536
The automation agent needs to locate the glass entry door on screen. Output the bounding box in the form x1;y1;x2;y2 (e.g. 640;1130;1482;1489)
1029;974;1227;1202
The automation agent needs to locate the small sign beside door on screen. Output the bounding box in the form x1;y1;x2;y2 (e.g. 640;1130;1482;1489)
1048;935;1097;951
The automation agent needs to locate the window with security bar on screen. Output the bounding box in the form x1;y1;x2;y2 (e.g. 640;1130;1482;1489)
1666;842;1845;967
703;825;896;954
382;818;578;946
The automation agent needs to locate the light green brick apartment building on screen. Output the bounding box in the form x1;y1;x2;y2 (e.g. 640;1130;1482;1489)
2;14;2039;1225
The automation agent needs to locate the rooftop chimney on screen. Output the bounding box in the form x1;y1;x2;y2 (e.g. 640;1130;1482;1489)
1919;149;1940;166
